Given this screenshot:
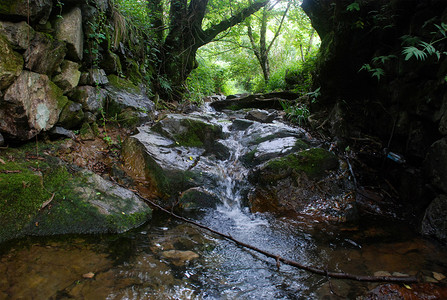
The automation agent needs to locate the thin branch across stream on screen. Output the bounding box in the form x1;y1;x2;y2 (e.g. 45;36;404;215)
129;187;419;284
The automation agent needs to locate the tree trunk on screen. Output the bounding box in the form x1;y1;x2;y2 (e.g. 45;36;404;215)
158;0;268;99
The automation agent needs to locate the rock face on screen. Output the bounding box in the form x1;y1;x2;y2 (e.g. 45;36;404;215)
0;0;53;24
55;7;84;61
24;32;67;75
0;35;23;90
0;21;35;50
0;150;152;243
1;71;68;140
421;195;447;242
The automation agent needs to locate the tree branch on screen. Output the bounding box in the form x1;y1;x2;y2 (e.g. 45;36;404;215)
266;0;291;55
202;0;269;46
127;185;420;284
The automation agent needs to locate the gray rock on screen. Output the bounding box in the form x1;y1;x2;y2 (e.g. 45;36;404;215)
49;126;76;139
425;137;447;194
89;68;109;86
245;109;277;123
55;7;84;61
53;60;81;93
0;133;4;146
1;71;68;140
421;194;447;243
179;187;221;210
0;21;35;50
0;0;53;24
70;86;106;113
57;100;84;129
24;32;66;75
0;34;23;90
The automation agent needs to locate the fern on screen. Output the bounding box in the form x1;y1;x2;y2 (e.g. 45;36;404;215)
346;2;360;11
371;68;385;81
402;46;427;61
372;55;397;64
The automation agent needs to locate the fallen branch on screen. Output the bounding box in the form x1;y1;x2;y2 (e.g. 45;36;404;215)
40;193;55;210
129;187;418;284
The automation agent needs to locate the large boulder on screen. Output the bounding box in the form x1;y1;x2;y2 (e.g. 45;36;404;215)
104;75;155;126
421;194;447;243
55;7;83;61
248;148;357;222
0;21;35;50
0;150;152;243
53;60;81;94
0;71;68;140
0;0;52;24
70;85;106;113
0;34;23;90
24;32;67;75
122;115;225;205
57;100;84;129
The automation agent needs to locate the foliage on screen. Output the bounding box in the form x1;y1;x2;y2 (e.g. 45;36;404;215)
359;64;385;81
280;100;310;126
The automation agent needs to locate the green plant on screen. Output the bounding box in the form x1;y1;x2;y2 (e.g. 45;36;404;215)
307;87;320;103
346;2;360;12
359;64;385;81
401;22;447;61
280;101;310;126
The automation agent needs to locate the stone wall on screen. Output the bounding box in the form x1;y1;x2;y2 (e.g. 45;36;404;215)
302;0;447;242
0;0;154;144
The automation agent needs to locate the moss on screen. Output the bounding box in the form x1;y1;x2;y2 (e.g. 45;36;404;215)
125;58;143;86
48;80;69;110
266;148;339;179
106;211;150;233
107;74;139;93
173;118;222;148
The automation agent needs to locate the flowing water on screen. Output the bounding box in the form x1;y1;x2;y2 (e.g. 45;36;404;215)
1;108;447;299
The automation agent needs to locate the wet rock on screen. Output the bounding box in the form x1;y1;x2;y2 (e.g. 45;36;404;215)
211;92;298;111
178;187;221;210
0;34;23;90
24;32;66;75
425;137;447;194
57;101;84;129
0;21;35;50
52;60;81;93
245;109;277;123
1;71;68;140
55;7;83;61
161;250;199;266
229;119;253;131
249;148;357;222
0;0;53;24
70;86;106;113
363;283;447;300
421;194;447;243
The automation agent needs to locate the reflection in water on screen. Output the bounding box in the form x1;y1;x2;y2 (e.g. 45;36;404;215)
1;211;447;299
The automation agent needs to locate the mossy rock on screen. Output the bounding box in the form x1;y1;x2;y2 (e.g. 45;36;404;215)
0;145;151;244
261;148;339;182
107;74;139;93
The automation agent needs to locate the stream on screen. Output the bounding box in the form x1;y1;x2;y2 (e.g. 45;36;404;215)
1;104;447;299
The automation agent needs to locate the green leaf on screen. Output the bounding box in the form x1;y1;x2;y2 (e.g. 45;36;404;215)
371;68;385;81
346;2;360;11
402;46;427;61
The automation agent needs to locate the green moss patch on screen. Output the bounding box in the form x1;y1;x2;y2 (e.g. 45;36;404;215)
265;148;339;180
107;74;139;93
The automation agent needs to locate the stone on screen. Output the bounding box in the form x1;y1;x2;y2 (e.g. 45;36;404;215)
421;194;447;243
89;68;109;86
49;126;76;139
1;71;68;140
0;0;52;24
55;7;83;61
105;75;154;124
70;86;106;113
100;51;122;74
178;187;221;210
0;133;4;146
0;35;23;90
52;60;81;93
245;109;277;123
210;91;299;111
0;21;35;50
0;152;152;243
24;32;66;76
425;137;447;194
57;100;84;129
161;250;199;266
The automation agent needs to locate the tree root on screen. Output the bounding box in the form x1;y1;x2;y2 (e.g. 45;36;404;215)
130;187;419;284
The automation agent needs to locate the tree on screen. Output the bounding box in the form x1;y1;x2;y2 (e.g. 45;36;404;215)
153;0;268;99
246;0;291;83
